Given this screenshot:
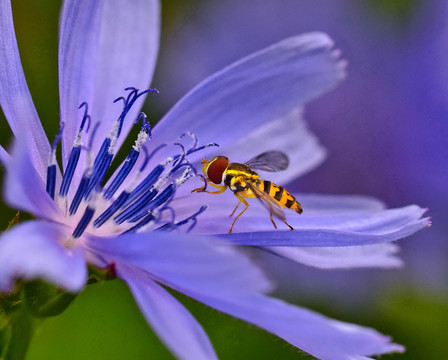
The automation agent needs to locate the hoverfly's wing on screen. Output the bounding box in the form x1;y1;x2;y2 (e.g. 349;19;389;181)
244;151;289;172
246;180;286;221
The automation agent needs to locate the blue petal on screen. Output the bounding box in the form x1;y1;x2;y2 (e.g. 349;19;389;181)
84;231;272;297
263;243;403;269
0;0;50;179
217;206;430;247
58;0;160;168
0;145;10;166
4;139;62;221
0;221;87;293
178;190;429;247
199;107;327;185
117;265;218;360
152;32;345;160
182;292;404;359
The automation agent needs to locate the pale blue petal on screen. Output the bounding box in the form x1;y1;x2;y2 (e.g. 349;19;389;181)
4;139;62;221
196;107;327;185
263;243;403;269
59;0;160;168
84;231;272;297
175;189;429;247
0;221;87;293
117;265;217;360
151;32;345;160
182;292;404;360
216;205;430;247
0;0;50;179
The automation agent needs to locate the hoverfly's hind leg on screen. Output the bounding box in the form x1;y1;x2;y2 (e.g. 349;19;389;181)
269;211;278;229
269;210;294;231
282;219;294;231
229;193;250;234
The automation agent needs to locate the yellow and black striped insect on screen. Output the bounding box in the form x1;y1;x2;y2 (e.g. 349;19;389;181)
192;151;303;233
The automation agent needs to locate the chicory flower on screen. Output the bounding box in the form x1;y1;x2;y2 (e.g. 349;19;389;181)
0;0;429;359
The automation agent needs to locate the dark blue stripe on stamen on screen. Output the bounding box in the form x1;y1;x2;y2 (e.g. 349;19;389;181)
69;173;91;215
113;188;159;224
46;164;56;200
59;146;81;197
84;152;113;199
103;148;139;200
72;206;95;238
93;191;130;228
92;137;111;169
127;185;175;223
122;164;165;207
122;213;156;235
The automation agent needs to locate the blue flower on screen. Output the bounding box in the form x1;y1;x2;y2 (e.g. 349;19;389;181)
0;0;430;359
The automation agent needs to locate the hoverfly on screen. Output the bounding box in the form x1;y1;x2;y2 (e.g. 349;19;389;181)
192;151;303;233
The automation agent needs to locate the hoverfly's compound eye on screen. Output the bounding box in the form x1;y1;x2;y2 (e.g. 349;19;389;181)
207;156;229;184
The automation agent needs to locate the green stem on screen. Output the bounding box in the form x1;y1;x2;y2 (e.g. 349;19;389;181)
1;293;39;360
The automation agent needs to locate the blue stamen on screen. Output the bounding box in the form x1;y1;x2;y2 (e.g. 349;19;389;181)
46;164;57;200
59;146;81;197
72;205;95;238
127;184;175;223
113;187;159;224
46;123;65;199
122;164;165;207
156;205;207;232
180;132;198;151
69;171;91;215
93;191;130;228
121;213;156;235
59;104;91;197
114;88;158;138
102;113;151;200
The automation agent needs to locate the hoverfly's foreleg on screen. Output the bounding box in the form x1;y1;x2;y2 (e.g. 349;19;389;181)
229;192;250;234
191;182;227;195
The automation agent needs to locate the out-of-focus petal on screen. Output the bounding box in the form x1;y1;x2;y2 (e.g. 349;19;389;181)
263;243;403;269
4;139;62;221
0;0;50;179
182;292;404;360
0;144;10;166
117;265;217;360
84;231;272;296
152;32;345;161
58;0;160;168
0;221;87;293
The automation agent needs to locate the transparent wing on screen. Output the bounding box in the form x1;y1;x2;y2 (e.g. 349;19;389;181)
244;151;289;172
246;180;286;221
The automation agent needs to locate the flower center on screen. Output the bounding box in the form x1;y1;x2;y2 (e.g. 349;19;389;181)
46;88;216;241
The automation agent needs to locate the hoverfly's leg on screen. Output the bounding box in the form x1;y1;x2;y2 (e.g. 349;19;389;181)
191;182;227;194
229;192;250;233
282;219;294;231
229;200;241;217
269;211;278;229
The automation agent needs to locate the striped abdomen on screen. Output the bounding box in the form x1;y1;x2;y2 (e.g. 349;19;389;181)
255;180;303;214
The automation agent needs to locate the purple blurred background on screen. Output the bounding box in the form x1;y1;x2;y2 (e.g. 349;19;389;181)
151;0;447;299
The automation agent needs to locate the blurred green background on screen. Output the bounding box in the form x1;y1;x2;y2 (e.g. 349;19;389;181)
1;0;447;359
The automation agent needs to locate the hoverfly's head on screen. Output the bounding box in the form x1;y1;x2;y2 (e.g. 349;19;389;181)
201;156;229;184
